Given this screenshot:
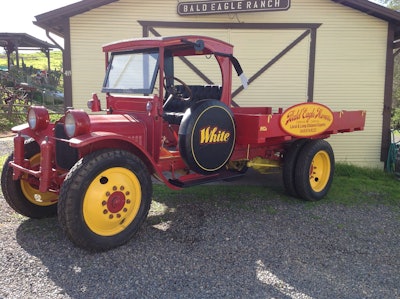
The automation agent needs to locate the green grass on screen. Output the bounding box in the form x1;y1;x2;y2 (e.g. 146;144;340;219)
149;163;400;208
326;163;400;206
0;51;63;71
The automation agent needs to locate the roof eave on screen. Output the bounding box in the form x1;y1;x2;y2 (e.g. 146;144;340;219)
34;0;119;38
331;0;400;23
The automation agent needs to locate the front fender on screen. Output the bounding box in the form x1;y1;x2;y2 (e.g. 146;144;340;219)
67;131;157;173
68;131;145;148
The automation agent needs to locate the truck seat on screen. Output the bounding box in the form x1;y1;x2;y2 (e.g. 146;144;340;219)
163;85;222;125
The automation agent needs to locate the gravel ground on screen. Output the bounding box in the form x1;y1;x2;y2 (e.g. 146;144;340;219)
1;137;400;299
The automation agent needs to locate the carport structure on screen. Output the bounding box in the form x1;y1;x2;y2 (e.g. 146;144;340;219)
0;33;57;71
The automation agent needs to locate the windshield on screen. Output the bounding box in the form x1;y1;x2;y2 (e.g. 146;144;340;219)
102;51;159;94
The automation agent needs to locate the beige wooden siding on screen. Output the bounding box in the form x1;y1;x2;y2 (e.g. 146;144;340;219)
69;0;388;168
302;0;387;168
163;28;310;108
173;55;223;86
229;30;310;107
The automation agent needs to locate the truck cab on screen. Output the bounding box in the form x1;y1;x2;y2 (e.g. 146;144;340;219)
94;36;240;179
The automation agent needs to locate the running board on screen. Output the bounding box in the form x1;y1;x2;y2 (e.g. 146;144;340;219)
169;171;245;188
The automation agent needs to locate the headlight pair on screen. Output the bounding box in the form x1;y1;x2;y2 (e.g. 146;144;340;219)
27;107;90;138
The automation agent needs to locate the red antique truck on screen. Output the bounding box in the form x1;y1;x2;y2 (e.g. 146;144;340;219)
1;36;366;251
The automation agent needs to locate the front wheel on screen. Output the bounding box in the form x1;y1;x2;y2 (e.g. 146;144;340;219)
294;139;335;201
1;141;58;218
58;150;152;251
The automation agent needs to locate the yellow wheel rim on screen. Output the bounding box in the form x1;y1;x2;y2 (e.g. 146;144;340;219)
309;150;331;192
83;167;142;236
20;153;58;206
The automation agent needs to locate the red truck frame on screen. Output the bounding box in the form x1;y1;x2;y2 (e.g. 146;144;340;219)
1;36;366;251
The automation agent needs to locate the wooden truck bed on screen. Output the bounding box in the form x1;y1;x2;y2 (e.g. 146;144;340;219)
232;104;366;145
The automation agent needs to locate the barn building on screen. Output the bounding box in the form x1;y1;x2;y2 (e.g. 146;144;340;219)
33;0;400;168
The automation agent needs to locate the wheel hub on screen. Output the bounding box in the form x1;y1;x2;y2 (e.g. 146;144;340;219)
308;151;330;192
101;186;132;219
107;191;126;213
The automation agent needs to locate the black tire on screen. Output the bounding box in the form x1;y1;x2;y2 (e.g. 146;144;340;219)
282;139;309;197
58;149;152;251
294;139;335;201
1;141;58;218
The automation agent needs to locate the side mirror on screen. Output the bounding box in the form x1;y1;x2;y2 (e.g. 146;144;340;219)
87;93;101;112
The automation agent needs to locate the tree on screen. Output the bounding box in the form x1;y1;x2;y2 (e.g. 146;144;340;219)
376;0;400;10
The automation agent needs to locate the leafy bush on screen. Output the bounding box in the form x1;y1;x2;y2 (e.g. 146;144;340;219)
391;108;400;130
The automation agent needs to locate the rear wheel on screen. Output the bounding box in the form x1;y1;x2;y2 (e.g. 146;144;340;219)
58;149;152;251
282;139;309;197
294;139;334;201
1;141;58;218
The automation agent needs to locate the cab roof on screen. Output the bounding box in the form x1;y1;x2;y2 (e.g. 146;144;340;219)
102;35;234;56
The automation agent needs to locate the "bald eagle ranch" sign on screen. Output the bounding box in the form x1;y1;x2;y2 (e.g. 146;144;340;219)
177;0;290;16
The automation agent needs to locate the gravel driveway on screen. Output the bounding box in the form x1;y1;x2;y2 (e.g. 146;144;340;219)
0;137;399;299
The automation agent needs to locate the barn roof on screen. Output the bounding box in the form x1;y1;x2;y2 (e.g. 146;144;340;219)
33;0;400;38
332;0;400;24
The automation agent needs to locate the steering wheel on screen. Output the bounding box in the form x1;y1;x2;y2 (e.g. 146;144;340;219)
163;76;192;102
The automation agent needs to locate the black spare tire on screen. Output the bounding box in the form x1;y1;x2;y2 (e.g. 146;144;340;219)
178;100;236;175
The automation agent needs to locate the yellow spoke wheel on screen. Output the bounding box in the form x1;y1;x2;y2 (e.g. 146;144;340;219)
295;140;334;201
21;153;58;207
83;167;141;236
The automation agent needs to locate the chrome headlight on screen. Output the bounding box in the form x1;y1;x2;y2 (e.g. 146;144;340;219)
27;106;49;131
64;110;91;138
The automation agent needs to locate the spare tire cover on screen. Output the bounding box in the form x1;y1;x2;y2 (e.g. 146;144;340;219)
178;100;236;174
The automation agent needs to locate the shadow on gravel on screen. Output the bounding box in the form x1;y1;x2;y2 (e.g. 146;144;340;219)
14;187;400;299
2;136;399;297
